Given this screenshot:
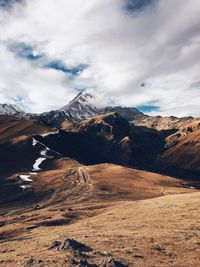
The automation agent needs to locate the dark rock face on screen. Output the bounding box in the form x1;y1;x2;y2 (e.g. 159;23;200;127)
39;110;73;127
104;106;147;122
35;112;170;168
74;112;131;143
35;113;133;166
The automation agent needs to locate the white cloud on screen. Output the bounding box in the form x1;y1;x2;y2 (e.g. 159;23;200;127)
0;0;199;116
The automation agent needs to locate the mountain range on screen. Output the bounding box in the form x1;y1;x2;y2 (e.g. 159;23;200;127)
0;103;25;116
0;91;200;266
1;91;200;179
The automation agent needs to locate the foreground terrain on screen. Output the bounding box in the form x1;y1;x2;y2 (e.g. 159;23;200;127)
0;190;199;266
0;158;199;266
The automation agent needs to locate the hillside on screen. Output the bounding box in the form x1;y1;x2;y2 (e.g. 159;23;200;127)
0;174;199;266
155;129;200;178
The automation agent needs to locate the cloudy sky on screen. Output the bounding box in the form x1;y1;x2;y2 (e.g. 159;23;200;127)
0;0;200;116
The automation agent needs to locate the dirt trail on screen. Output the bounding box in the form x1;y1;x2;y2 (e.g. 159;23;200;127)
61;166;93;203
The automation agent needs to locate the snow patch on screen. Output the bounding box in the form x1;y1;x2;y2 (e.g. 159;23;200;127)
33;157;46;171
19;175;32;182
40;131;59;137
20;185;31;190
32;138;37;146
40;149;47;156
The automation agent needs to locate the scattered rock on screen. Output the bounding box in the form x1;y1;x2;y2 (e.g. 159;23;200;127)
26;225;37;230
2;249;15;253
23;257;34;266
23;258;44;266
0;222;5;227
49;240;62;250
40;219;69;227
134;255;144;259
0;211;7;216
60;239;92;252
166;252;176;258
33;205;40;210
50;239;128;267
102;257;128;267
79;257;89;266
154;245;164;251
68;207;73;212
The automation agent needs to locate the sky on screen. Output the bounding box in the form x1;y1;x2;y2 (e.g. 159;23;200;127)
0;0;200;116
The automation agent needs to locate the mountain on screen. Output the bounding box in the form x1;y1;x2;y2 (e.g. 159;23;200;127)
60;91;100;120
39;92;100;127
132;114;200;178
154;128;200;179
0;92;149;130
2;93;200;178
60;92;148;123
39;110;72;128
105;106;147;121
39;91;147;127
0;103;25;116
133;115;200;131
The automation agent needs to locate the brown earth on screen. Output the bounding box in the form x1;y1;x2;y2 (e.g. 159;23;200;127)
0;159;199;266
156;129;200;175
133;115;200;132
0;115;53;144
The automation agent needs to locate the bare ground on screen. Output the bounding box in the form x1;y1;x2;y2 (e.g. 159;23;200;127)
0;160;199;266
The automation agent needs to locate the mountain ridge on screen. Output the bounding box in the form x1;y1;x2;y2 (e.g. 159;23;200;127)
0;103;25;116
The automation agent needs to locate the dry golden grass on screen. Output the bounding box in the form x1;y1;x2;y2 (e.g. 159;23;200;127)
0;160;199;266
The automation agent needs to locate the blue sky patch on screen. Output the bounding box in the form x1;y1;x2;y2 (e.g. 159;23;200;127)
8;42;87;76
137;105;159;113
45;61;87;75
125;0;155;13
8;42;42;61
0;0;22;9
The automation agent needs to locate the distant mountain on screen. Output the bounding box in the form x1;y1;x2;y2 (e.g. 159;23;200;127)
39;92;147;127
39;92;100;127
105;106;147;121
39;110;72;128
60;92;100;120
0;103;25;116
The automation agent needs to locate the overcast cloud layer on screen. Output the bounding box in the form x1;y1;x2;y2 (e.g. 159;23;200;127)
0;0;200;116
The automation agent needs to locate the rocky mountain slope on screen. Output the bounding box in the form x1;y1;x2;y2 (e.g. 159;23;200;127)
60;92;100;120
155;129;200;178
1;91;200;180
133;115;198;130
132;113;200;178
0;104;25;116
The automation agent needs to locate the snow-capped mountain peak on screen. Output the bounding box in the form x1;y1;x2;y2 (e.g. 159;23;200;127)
60;91;99;121
0;104;24;116
39;91;146;127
